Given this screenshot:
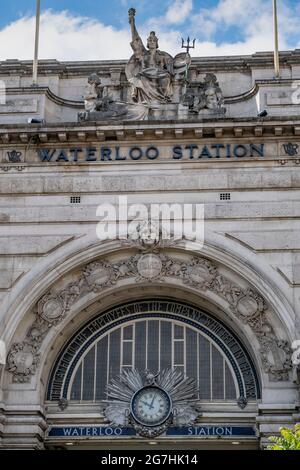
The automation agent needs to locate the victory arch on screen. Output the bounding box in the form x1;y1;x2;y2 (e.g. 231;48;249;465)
0;9;300;450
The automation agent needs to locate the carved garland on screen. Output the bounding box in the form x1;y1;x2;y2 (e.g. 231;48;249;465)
6;245;292;383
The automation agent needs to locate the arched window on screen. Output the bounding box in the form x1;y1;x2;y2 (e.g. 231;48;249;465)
69;319;237;402
47;300;260;403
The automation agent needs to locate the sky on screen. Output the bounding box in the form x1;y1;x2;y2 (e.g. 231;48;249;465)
0;0;299;61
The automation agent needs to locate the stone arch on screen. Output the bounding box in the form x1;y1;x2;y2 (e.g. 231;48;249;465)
3;234;295;400
0;231;295;350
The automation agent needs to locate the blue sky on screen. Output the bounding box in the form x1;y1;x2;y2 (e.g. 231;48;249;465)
0;1;299;60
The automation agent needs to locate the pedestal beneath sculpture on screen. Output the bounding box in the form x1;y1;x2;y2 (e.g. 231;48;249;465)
149;103;179;120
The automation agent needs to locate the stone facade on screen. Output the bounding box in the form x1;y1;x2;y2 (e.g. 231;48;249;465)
0;44;300;449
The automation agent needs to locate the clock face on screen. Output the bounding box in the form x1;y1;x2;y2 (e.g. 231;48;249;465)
131;386;172;427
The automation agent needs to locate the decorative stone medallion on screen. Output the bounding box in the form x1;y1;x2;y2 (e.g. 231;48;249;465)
184;258;217;289
38;294;66;324
41;298;63;321
83;261;112;289
6;342;39;383
187;264;213;286
137;254;163;280
236;295;259;319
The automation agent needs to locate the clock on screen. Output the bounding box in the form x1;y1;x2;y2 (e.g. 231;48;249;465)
131;386;172;427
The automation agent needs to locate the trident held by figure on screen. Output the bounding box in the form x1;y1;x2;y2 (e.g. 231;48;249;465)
181;37;196;91
181;37;196;54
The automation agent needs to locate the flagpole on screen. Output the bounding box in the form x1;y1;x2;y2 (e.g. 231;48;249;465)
273;0;280;78
32;0;41;86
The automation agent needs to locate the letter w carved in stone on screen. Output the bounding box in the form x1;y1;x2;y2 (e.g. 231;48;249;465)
38;149;56;161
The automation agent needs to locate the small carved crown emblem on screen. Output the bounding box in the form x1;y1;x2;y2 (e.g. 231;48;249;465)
283;143;299;156
7;150;22;163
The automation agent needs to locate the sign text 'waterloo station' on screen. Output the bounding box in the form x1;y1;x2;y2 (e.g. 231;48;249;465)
37;143;265;163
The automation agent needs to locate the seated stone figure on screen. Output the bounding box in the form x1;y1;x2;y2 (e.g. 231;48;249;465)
203;73;224;110
79;73;127;121
83;73;108;113
183;73;226;115
125;8;190;105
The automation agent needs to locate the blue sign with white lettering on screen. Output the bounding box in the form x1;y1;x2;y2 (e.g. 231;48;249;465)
48;427;135;438
48;425;256;439
167;426;256;437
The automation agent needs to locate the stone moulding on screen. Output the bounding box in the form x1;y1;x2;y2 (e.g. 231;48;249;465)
6;241;292;383
4;87;83;109
2;119;300;146
1;78;297;110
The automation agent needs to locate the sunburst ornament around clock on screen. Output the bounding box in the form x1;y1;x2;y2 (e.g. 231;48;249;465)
104;369;200;437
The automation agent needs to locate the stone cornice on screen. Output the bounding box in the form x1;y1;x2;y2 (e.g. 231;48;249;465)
1;117;300;145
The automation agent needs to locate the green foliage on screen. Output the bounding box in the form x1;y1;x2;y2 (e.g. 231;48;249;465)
268;424;300;450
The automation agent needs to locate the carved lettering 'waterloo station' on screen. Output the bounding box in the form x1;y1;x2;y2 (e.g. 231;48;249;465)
37;144;265;162
0;6;300;451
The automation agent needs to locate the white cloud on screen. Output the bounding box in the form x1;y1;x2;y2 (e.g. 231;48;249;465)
0;10;132;61
146;0;300;58
191;0;300;52
165;0;193;25
0;2;299;63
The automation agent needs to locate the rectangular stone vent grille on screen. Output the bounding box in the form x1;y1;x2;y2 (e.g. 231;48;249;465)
219;193;231;201
70;196;81;204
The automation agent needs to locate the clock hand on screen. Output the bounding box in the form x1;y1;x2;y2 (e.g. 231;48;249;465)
141;400;152;409
150;394;156;410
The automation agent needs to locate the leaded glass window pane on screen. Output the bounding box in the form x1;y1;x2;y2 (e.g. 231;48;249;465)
198;335;211;400
109;329;121;380
95;336;108;400
212;345;224;400
135;321;146;371
122;341;133;367
160;321;172;370
147;320;159;372
123;325;133;340
225;363;236;400
82;347;95;401
70;363;82;400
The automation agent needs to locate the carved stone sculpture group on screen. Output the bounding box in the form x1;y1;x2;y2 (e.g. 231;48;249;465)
79;8;226;122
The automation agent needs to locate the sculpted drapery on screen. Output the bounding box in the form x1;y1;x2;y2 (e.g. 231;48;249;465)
125;8;190;105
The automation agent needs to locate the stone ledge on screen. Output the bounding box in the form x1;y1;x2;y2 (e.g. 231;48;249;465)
1;119;300;144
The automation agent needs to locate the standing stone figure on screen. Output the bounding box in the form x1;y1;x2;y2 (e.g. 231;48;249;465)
125;8;190;105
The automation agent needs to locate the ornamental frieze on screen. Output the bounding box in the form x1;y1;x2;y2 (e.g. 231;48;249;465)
6;342;40;383
6;241;292;383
